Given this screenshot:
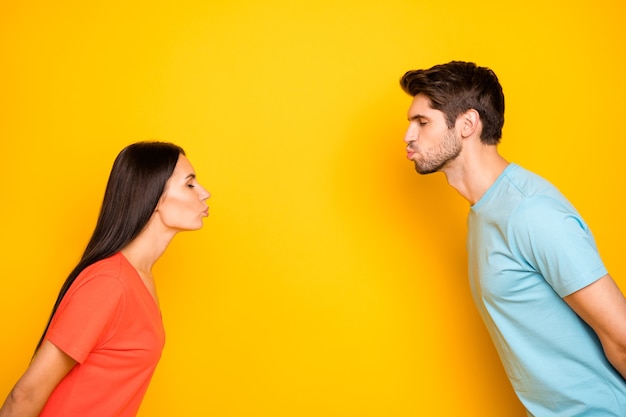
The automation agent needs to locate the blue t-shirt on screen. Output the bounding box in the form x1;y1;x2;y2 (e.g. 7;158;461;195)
468;163;626;416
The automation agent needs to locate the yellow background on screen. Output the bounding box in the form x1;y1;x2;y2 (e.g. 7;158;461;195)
1;1;624;416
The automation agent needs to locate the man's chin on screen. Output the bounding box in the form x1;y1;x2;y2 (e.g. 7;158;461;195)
414;163;438;175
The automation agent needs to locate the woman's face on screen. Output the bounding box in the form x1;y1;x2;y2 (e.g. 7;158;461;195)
155;154;210;232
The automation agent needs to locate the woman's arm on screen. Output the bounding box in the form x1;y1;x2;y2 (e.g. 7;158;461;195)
0;340;77;417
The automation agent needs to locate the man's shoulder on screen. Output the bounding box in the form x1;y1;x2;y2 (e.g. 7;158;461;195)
503;163;564;201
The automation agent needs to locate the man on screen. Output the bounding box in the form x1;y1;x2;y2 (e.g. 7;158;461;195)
400;61;626;416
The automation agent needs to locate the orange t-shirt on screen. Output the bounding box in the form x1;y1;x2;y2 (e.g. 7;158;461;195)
40;252;165;417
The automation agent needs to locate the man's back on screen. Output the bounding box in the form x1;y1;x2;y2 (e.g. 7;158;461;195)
467;163;626;416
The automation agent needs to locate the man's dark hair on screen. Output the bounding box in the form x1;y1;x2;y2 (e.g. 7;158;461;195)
400;61;505;145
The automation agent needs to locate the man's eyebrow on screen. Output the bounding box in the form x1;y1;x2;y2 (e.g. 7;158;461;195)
408;114;428;121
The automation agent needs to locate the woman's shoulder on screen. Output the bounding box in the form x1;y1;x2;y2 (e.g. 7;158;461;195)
73;253;129;287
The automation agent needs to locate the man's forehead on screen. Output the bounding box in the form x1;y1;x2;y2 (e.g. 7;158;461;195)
408;94;438;118
410;93;433;108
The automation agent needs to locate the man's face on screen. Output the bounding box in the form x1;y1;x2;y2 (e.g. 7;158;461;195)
404;94;461;175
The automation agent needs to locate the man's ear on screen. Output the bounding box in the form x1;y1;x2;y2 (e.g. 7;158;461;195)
457;109;480;139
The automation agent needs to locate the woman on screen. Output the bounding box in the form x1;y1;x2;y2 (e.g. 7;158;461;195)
0;141;210;417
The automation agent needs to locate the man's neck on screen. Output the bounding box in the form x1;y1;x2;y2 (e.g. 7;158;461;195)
443;144;509;205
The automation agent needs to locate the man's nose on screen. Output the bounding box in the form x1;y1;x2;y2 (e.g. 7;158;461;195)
404;125;417;143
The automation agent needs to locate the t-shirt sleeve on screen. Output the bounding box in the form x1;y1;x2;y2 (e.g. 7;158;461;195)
508;196;607;297
45;275;126;363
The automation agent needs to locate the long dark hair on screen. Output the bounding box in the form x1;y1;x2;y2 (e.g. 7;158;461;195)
35;141;185;352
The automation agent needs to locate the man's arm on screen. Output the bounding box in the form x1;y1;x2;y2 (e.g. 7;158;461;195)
0;340;76;417
564;274;626;378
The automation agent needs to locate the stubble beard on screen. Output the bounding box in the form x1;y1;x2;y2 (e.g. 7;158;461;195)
413;129;462;175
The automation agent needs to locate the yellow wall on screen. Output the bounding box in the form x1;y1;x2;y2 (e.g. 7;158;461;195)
1;1;624;415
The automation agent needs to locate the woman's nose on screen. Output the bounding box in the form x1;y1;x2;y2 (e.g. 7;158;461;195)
199;186;210;201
